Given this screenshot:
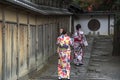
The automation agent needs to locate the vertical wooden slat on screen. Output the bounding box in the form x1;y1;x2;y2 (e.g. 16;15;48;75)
49;25;52;56
31;26;36;60
4;23;17;80
44;24;49;60
48;25;50;57
16;12;19;79
11;24;17;80
43;25;46;62
5;24;10;80
36;26;38;67
0;22;2;80
18;25;27;77
51;23;54;55
5;23;12;80
45;24;49;59
2;7;6;80
24;25;28;70
53;23;57;54
27;14;29;69
49;24;52;56
19;26;24;69
29;25;36;71
43;24;46;61
52;23;55;53
37;25;43;68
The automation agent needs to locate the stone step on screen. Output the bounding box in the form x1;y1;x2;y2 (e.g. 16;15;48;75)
31;76;56;80
91;58;109;62
86;72;104;79
87;66;101;73
89;63;100;67
85;78;106;80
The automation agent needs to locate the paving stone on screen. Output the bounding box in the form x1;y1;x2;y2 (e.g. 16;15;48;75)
91;54;99;57
89;63;100;67
88;67;96;72
70;72;76;76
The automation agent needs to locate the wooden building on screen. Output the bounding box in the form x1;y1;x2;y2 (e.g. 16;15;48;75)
0;0;72;80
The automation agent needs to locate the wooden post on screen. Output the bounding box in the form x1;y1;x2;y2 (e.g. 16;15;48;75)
16;11;19;79
27;13;30;69
2;7;6;80
35;15;38;68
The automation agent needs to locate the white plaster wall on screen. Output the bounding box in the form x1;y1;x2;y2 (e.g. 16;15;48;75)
74;15;114;35
110;15;114;35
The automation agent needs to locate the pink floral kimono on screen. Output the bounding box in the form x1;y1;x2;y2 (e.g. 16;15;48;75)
57;35;72;79
73;30;86;65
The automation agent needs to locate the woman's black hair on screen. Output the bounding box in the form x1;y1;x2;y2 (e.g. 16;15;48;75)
61;29;66;35
76;24;81;30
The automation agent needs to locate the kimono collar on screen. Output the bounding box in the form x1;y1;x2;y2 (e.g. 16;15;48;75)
61;34;67;38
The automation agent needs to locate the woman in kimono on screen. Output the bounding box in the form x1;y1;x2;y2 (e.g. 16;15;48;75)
73;24;87;66
57;30;72;80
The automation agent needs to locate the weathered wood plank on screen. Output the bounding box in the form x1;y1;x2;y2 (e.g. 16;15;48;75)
0;22;2;80
5;24;12;80
4;9;17;22
37;25;43;68
18;25;28;77
11;24;17;80
29;25;36;71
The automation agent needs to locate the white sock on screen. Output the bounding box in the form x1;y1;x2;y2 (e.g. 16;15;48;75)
58;76;61;79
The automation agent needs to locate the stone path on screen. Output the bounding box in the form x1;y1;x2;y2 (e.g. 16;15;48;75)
85;36;120;80
27;36;120;80
28;36;94;80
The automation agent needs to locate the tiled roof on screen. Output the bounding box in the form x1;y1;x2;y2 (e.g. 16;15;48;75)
0;0;72;15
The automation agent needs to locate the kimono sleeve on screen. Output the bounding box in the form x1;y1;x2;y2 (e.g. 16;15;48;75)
83;35;88;46
57;37;60;44
69;37;74;46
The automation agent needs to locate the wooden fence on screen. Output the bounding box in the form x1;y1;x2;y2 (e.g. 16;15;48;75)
0;17;70;80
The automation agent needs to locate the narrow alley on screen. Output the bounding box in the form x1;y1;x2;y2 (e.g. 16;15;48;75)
27;36;120;80
0;1;120;80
